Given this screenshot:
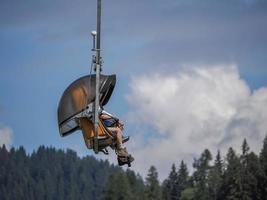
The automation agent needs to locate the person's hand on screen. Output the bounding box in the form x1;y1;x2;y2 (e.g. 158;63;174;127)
119;120;124;126
118;121;124;130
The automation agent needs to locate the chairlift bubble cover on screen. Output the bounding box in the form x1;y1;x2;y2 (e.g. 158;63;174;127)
57;74;116;136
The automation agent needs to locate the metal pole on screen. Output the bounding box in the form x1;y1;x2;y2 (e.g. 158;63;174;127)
96;0;101;58
93;0;102;153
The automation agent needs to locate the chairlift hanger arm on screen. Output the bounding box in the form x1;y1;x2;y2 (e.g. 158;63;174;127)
96;0;101;65
93;0;102;153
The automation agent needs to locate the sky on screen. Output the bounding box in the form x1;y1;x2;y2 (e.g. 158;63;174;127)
1;0;267;180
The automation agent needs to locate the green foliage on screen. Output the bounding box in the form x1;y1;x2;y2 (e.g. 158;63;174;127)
125;169;146;199
240;139;256;200
162;163;179;200
192;149;212;200
101;171;132;200
0;146;121;200
207;150;223;200
145;165;162;200
245;152;262;200
259;135;267;199
101;169;145;200
177;160;189;194
222;147;242;200
180;188;195;200
163;160;190;200
1;136;267;200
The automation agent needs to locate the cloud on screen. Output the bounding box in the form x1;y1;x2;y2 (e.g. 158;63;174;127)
0;126;13;149
126;65;267;180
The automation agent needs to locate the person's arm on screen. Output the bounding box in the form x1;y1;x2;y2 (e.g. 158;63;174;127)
118;120;124;130
100;113;112;120
101;110;119;121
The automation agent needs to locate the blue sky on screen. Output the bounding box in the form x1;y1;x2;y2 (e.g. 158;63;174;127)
1;0;267;178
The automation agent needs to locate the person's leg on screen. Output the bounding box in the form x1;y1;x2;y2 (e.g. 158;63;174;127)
107;127;123;148
115;129;123;148
107;127;130;157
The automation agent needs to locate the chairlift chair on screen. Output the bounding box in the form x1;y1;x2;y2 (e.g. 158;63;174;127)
57;0;130;160
57;74;128;154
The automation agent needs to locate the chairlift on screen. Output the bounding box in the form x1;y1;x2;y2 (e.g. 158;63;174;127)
57;0;129;155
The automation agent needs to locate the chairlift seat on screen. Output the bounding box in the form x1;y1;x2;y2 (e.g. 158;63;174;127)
79;117;129;151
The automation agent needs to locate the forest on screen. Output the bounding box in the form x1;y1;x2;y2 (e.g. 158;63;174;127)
1;136;267;200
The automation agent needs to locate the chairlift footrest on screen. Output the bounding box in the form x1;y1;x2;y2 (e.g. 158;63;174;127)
122;136;130;143
100;148;109;155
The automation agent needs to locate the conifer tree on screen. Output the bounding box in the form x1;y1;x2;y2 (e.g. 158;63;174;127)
145;165;162;200
125;169;146;200
234;139;262;200
240;139;252;200
192;149;212;200
246;152;262;200
162;179;170;200
177;160;189;199
102;171;132;200
162;163;179;200
2;137;267;200
180;188;195;200
0;146;125;200
208;150;223;200
222;147;242;200
259;135;267;199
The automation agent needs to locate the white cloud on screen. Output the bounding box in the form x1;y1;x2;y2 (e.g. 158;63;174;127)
0;126;13;150
126;65;267;180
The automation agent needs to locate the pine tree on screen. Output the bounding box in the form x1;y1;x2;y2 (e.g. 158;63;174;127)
125;169;146;200
193;149;212;200
2;137;267;200
240;139;252;200
162;163;179;200
208;150;223;200
162;179;170;200
177;160;189;199
145;166;162;200
0;145;10;200
0;146;125;200
222;147;242;200
102;171;132;200
259;135;267;200
0;144;8;163
180;188;195;200
246;152;262;200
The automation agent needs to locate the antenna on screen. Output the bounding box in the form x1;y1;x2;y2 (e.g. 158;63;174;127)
92;0;102;153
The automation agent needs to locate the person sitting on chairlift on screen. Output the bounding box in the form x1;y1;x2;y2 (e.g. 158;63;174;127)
100;109;134;164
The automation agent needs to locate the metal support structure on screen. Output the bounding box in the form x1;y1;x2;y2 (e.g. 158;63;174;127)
93;0;102;153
